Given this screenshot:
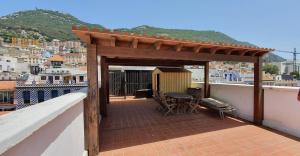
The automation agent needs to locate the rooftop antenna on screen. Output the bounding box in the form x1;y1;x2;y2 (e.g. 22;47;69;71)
293;48;297;72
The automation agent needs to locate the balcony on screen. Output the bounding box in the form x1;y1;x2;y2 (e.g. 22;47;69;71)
1;84;300;156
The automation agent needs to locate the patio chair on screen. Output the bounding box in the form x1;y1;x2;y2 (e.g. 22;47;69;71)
188;95;202;113
153;90;160;101
160;94;177;116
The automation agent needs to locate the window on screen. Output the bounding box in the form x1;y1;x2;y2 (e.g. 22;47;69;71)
51;90;58;98
37;90;45;103
72;76;76;83
63;89;70;94
23;91;30;104
0;92;14;104
55;76;60;80
41;76;46;80
79;76;84;82
0;93;3;103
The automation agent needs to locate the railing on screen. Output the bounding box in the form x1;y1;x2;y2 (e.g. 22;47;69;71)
263;86;300;138
16;80;88;87
204;83;300;139
0;88;87;156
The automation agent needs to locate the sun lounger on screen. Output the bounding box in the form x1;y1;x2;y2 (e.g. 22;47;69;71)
201;98;237;119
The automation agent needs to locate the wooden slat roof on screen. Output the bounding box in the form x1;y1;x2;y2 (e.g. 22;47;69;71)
72;26;274;54
72;26;274;63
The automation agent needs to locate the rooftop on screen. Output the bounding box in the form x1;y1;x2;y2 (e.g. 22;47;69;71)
0;81;16;91
99;97;300;156
156;67;191;73
48;54;64;62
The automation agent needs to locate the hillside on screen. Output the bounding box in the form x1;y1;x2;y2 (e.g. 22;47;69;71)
0;9;104;42
116;25;253;46
0;9;285;62
263;53;286;62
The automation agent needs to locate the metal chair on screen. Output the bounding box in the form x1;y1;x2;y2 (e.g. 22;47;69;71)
188;95;202;113
160;94;177;116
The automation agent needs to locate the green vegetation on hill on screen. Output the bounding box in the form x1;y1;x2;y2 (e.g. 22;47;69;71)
116;25;253;46
0;9;104;42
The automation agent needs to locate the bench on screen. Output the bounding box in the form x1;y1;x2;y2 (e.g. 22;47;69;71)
201;98;237;119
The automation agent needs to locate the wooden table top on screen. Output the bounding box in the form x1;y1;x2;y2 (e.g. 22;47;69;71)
165;92;193;99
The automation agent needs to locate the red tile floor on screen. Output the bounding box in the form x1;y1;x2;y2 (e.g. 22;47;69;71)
99;97;300;156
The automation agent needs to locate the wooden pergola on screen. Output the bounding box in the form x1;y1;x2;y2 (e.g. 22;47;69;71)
72;26;273;156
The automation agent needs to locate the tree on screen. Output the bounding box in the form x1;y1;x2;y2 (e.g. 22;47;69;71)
263;64;279;75
290;71;300;79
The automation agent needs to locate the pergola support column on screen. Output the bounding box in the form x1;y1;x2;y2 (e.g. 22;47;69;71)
100;56;108;117
204;61;210;98
85;43;100;156
254;56;263;125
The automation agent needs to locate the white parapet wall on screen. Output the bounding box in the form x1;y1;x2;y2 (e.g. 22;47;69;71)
263;86;300;138
210;83;254;122
0;88;87;156
208;83;300;139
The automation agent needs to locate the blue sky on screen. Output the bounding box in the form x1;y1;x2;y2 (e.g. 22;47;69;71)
1;0;300;59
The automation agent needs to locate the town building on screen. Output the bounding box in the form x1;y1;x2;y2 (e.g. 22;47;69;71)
0;81;16;110
63;52;86;67
15;55;87;109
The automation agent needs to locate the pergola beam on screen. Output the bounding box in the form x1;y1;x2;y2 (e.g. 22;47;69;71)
105;58;206;66
210;48;218;55
175;43;183;52
110;36;116;47
154;41;162;50
239;50;250;56
132;38;138;48
97;46;257;63
225;49;234;55
194;46;203;53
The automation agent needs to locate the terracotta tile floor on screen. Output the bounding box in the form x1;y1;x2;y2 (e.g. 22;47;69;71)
99;97;300;156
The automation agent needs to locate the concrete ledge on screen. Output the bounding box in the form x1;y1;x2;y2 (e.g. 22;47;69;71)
263;120;300;139
0;88;87;155
210;83;254;88
263;85;299;92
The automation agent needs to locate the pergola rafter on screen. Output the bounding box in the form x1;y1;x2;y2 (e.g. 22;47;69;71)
72;26;274;156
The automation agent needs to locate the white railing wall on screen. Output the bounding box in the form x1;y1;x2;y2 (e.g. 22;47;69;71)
205;83;300;139
0;88;87;156
210;83;254;122
263;86;300;138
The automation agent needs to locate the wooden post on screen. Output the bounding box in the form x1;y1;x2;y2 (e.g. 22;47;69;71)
100;56;108;117
107;70;110;104
204;61;210;98
85;44;100;156
254;56;263;125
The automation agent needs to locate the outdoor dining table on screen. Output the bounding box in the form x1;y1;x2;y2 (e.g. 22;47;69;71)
165;92;193;113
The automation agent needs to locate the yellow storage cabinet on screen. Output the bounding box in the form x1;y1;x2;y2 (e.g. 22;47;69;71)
152;67;192;94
